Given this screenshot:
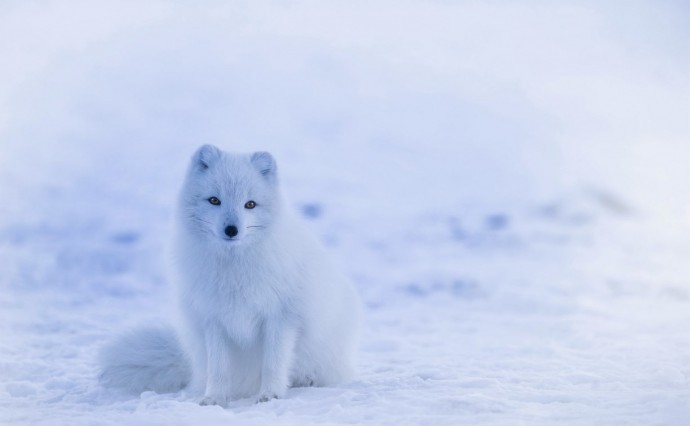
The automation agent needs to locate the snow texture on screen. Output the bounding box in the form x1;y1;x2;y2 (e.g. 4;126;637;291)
0;1;688;425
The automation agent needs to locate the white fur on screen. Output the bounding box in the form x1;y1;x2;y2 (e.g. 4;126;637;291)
99;145;361;406
98;326;190;394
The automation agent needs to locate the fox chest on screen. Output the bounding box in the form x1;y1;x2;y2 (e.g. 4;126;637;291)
190;270;289;343
221;293;272;344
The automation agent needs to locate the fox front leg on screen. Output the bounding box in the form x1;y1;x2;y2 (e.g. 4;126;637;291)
257;320;297;403
199;323;232;407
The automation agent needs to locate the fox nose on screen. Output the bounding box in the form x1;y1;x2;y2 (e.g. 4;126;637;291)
224;225;238;238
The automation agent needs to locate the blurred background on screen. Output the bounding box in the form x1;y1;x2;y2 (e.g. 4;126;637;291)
1;0;687;225
0;1;688;424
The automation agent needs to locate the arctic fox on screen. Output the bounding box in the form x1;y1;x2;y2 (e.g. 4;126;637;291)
99;145;361;406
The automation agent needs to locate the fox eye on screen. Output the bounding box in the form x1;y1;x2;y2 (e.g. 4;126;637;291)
208;197;221;206
244;200;256;209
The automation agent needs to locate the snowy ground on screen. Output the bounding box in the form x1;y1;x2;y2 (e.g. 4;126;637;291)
1;1;689;425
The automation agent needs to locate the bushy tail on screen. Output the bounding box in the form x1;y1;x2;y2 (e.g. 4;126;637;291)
98;325;191;394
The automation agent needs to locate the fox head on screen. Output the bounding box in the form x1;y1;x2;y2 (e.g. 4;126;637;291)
178;145;282;245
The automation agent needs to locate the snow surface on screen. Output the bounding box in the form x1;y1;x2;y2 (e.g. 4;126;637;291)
1;1;689;425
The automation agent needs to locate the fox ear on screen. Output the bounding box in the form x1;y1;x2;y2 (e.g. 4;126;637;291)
250;151;277;179
192;144;221;170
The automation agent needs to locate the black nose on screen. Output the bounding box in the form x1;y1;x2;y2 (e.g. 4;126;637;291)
224;225;238;238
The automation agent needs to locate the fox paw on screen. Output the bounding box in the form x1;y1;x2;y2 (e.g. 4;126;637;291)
199;396;222;407
293;375;315;387
256;393;278;403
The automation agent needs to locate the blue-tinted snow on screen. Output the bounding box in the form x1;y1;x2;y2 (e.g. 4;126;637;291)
0;1;688;425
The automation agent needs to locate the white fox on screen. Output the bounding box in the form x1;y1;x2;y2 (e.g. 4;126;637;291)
99;145;361;406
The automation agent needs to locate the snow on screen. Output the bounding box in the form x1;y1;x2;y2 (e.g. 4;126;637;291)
1;0;688;424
